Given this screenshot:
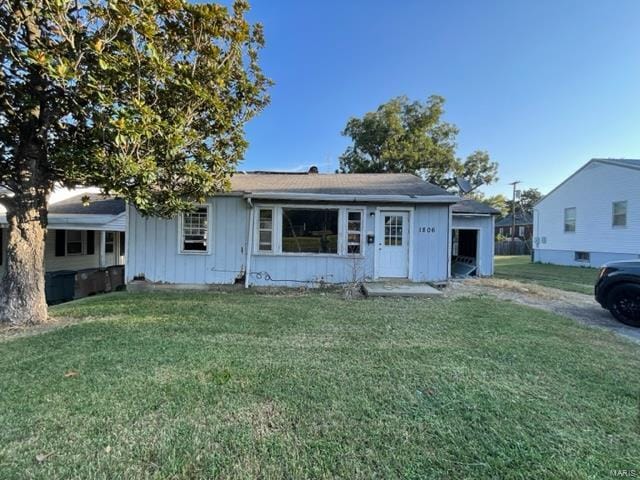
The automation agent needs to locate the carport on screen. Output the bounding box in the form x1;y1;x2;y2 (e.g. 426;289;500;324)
451;200;499;277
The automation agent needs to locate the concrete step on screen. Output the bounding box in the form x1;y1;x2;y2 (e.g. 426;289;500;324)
362;282;443;298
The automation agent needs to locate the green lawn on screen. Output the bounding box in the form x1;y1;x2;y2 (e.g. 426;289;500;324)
495;256;599;294
1;291;639;479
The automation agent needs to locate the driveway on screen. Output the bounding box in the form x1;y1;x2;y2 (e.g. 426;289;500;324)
447;278;640;344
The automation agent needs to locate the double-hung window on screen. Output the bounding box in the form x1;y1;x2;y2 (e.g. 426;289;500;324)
181;206;209;253
612;201;627;227
564;207;576;233
105;232;115;253
257;208;273;252
66;230;83;255
347;210;363;254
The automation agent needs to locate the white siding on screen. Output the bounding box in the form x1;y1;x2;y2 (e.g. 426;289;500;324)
534;161;640;266
451;215;495;276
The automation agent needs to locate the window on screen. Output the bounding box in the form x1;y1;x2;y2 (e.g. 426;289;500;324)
181;206;209;253
347;210;363;254
258;209;273;252
612;201;627;227
105;232;115;253
564;207;576;232
66;230;83;255
518;226;525;237
384;215;403;246
575;251;590;262
282;208;338;254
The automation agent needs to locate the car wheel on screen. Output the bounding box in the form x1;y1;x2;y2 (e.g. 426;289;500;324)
607;283;640;327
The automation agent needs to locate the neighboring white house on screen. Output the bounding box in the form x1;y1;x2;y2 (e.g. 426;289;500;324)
126;171;498;288
533;158;640;267
0;193;126;275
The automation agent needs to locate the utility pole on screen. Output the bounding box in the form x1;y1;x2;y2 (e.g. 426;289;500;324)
509;181;521;254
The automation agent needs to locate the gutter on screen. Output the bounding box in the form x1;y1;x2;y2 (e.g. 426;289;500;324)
242;192;460;204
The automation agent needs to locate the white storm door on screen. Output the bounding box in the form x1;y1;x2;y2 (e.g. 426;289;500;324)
377;211;409;278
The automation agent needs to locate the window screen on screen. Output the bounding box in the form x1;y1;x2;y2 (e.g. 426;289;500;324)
182;207;209;252
282;208;338;254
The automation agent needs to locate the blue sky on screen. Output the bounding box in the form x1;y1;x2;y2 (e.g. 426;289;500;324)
236;0;640;197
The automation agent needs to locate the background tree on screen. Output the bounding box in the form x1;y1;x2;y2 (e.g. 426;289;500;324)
338;96;498;189
506;188;543;215
468;192;509;217
0;0;271;325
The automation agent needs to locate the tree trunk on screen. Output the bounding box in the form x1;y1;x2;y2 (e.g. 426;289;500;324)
0;197;49;326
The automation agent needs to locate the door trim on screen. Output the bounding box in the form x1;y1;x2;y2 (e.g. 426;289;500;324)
373;207;414;280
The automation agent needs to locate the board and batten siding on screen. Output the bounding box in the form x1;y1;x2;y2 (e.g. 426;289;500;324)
127;196;249;284
533;161;640;267
451;215;495;276
127;199;453;286
412;204;451;282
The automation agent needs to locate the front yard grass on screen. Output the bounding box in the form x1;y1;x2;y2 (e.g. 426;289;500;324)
495;255;598;294
1;291;639;479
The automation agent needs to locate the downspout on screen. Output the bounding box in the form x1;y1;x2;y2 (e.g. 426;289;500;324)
244;197;254;288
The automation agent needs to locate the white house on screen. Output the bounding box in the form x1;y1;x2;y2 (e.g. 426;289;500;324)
0;193;126;301
126;171;498;288
533;158;640;267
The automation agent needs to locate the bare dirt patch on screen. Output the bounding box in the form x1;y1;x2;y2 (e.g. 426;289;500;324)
446;278;640;344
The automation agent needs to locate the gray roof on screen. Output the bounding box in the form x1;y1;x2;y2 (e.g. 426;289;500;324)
230;172;452;197
495;212;533;226
49;194;125;215
451;199;500;215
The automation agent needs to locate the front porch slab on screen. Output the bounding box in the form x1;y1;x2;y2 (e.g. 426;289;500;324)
363;282;443;298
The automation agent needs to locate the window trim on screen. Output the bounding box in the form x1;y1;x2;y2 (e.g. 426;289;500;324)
574;251;590;262
105;231;115;254
66;230;85;256
178;204;211;255
612;200;627;228
252;204;366;257
346;208;365;256
564;207;576;233
255;207;274;253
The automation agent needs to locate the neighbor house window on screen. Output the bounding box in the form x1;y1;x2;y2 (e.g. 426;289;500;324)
347;210;363;254
282;208;338;254
105;232;115;253
612;201;627;227
66;230;83;255
518;226;525;237
258;208;273;252
564;207;576;232
181;206;209;253
575;251;590;262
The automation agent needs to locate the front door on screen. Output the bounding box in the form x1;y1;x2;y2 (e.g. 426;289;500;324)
377;211;410;278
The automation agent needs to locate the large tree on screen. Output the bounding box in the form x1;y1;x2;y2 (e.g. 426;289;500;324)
0;0;270;325
507;188;543;214
338;95;498;190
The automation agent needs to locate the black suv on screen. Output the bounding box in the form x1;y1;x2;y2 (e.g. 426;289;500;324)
595;260;640;327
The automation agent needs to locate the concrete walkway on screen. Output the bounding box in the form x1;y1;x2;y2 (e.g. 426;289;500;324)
363;282;443;298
